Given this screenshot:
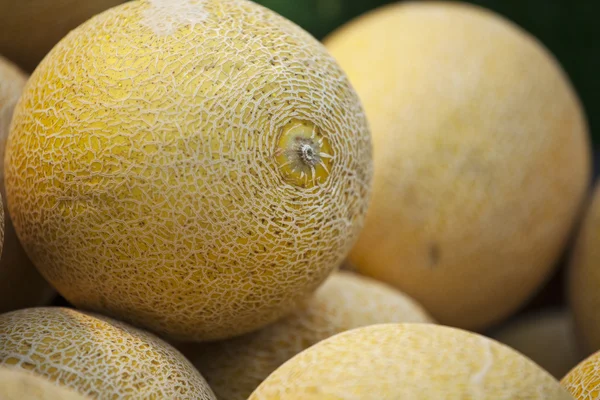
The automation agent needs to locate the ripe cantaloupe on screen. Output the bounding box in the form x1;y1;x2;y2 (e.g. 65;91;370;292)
0;55;55;313
4;0;372;341
0;307;216;399
183;270;434;400
249;323;573;399
490;308;582;379
568;182;600;354
0;367;91;400
0;0;126;72
561;349;600;399
323;1;591;331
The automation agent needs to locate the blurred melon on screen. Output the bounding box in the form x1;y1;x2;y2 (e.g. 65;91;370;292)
0;367;91;400
0;0;126;72
183;270;433;400
249;323;572;399
568;182;600;355
323;0;591;331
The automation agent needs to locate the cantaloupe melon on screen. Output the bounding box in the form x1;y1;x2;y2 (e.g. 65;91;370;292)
4;0;372;342
183;270;433;400
323;1;591;331
0;307;216;399
568;183;600;354
249;323;573;399
561;349;600;399
490;308;582;379
0;55;55;314
0;0;126;72
0;367;91;400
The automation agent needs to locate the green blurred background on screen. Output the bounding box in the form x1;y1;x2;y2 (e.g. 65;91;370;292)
254;0;599;145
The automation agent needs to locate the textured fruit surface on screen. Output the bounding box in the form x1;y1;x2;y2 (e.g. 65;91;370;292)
184;270;433;400
0;307;216;399
324;1;591;331
250;323;573;399
0;0;126;72
568;183;600;354
0;55;54;314
4;0;372;341
0;366;91;400
490;308;582;379
562;350;600;399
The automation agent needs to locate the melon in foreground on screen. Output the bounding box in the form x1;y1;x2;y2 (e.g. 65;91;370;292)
324;1;591;331
249;323;573;399
184;270;434;400
0;54;55;313
0;367;91;400
0;307;216;399
561;349;600;399
490;308;582;379
0;0;126;72
4;0;372;341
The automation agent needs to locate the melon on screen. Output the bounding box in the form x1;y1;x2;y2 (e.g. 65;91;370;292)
562;349;600;399
568;182;600;354
183;270;433;400
0;55;55;313
323;1;591;331
4;0;372;341
0;367;91;400
0;307;216;399
0;0;126;72
249;323;572;399
490;308;582;379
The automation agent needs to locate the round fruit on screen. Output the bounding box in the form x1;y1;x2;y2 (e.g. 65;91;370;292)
249;323;572;399
0;307;216;399
568;182;600;354
0;367;91;400
323;1;591;331
4;0;372;341
490;308;582;379
561;349;600;399
0;0;126;72
0;55;55;313
184;270;433;400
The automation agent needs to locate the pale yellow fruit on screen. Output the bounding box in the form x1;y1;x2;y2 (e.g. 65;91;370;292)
0;367;91;400
0;307;215;399
250;323;573;399
323;1;591;331
4;0;372;341
184;270;434;400
0;0;126;72
561;350;600;399
568;183;600;354
490;308;582;379
0;55;54;314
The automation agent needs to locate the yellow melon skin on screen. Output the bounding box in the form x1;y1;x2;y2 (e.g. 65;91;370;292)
323;1;591;331
562;349;600;399
249;323;573;399
0;55;55;314
0;367;91;400
568;183;600;355
0;307;216;399
0;0;126;72
4;0;372;341
183;270;434;400
490;308;582;379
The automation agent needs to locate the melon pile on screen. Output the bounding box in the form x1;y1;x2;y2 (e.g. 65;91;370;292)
0;0;596;399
